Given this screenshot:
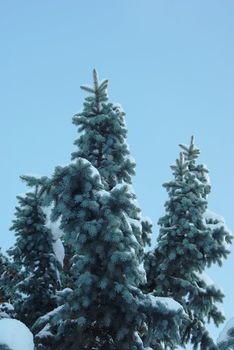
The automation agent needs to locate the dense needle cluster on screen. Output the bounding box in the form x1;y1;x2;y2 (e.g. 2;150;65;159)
0;71;232;350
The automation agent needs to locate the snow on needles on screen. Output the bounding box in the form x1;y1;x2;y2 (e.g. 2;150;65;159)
0;318;34;350
148;294;184;314
42;205;65;267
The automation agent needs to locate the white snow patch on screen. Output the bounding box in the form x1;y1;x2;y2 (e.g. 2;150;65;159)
42;205;63;240
89;163;101;179
36;305;64;324
42;205;65;266
0;318;34;350
36;323;52;339
112;183;141;209
204;209;225;224
126;154;136;165
204;209;233;249
128;217;142;230
99;189;110;197
0;303;14;312
138;262;146;283
141;216;153;225
148;294;184;313
52;239;65;267
112;102;124;110
195;271;215;287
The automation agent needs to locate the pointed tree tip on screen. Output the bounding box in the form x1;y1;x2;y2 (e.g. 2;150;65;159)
93;69;98;78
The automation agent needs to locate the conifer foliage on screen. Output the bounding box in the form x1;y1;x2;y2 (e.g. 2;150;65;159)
145;139;232;350
72;69;135;190
25;72;184;350
1;73;233;350
9;187;61;329
34;159;149;349
72;69;151;248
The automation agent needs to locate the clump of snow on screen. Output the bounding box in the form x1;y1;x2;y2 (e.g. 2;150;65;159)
204;209;225;224
195;271;215;287
0;304;14;312
42;205;65;267
138;262;146;283
204;209;233;252
217;317;234;344
141;216;153;226
0;318;34;350
112;183;141;208
99;189;110;198
126;154;136;165
42;205;63;240
71;158;102;185
35;305;64;325
52;239;65;267
36;323;52;340
148;294;184;313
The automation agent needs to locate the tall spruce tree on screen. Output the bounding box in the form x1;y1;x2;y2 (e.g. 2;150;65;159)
180;136;232;267
145;148;232;350
9;187;61;329
71;69;151;247
29;159;184;350
58;70;151;293
23;72;186;350
72;69;135;190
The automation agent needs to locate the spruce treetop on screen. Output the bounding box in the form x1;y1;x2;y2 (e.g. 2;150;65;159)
179;135;200;164
71;69;135;190
180;136;210;197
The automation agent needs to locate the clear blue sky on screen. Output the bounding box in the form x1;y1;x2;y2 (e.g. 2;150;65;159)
0;0;234;342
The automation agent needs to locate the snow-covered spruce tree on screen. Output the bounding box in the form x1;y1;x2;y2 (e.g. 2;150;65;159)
72;69;134;190
180;136;233;267
179;136;210;199
57;70;151;293
145;152;232;350
71;69;151;248
57;69;151;294
9;187;61;329
28;159;184;350
179;137;233;346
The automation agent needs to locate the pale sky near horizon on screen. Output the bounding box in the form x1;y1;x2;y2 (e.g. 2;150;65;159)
0;0;234;342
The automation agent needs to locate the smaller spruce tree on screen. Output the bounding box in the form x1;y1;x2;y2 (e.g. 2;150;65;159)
145;148;232;350
9;186;61;329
